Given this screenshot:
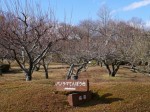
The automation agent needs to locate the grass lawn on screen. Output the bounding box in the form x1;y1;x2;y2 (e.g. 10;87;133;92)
0;65;150;112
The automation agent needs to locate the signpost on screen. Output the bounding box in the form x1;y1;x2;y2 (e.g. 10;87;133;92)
55;63;92;106
55;80;89;92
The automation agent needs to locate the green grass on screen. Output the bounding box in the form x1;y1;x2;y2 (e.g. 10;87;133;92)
0;66;150;112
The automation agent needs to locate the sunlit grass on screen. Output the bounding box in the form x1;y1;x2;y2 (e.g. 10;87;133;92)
0;65;150;112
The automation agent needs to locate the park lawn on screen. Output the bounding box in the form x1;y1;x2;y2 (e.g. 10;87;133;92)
0;66;150;112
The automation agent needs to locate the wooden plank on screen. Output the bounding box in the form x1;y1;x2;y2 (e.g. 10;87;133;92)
55;79;89;92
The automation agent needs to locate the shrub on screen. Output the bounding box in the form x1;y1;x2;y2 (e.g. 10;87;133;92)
0;64;10;72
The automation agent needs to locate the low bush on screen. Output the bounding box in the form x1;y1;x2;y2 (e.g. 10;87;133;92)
0;64;10;72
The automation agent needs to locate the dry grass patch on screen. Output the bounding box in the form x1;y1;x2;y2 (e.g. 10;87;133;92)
0;65;150;112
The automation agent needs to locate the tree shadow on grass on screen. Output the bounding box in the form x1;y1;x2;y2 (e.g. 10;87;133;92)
5;69;22;74
116;75;137;79
79;92;124;107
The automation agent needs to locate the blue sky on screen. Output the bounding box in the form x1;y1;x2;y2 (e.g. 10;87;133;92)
45;0;150;26
1;0;150;26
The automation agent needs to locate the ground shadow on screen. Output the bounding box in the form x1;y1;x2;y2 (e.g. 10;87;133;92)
116;75;137;79
2;68;23;74
79;92;124;107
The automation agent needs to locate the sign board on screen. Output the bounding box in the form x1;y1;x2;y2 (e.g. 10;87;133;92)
55;80;89;92
67;91;92;106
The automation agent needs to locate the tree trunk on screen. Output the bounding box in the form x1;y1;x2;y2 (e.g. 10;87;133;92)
97;61;100;66
131;64;136;72
25;63;33;81
111;70;117;77
100;62;103;67
43;64;49;79
105;64;112;76
35;64;40;71
25;72;32;81
0;68;2;76
42;58;49;79
111;64;120;77
111;72;116;77
27;61;34;81
66;64;74;79
97;61;103;67
102;60;120;77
